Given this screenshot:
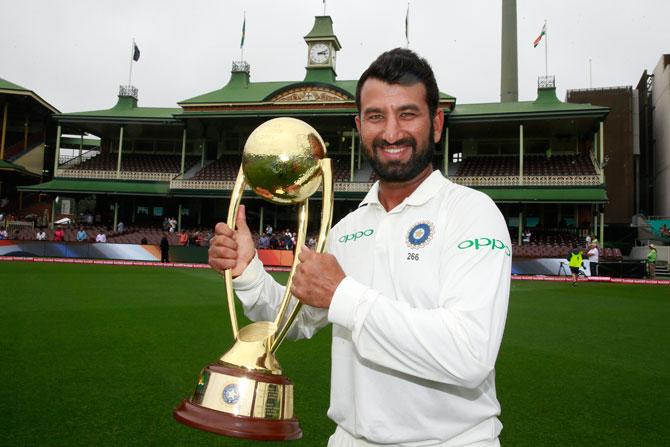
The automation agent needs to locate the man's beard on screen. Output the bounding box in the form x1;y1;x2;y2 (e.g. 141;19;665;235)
362;124;435;182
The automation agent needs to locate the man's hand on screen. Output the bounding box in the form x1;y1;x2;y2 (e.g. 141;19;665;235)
208;205;255;277
291;246;345;308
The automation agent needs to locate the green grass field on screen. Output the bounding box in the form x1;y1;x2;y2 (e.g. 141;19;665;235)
1;262;669;446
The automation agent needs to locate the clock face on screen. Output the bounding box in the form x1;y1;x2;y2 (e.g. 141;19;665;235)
309;43;330;64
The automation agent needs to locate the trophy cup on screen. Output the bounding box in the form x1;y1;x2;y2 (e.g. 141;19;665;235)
173;117;333;441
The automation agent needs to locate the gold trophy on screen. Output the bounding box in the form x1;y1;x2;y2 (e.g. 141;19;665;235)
173;117;333;441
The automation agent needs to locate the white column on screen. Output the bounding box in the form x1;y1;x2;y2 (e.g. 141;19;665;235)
113;202;119;231
180;128;187;174
519;124;524;185
518;211;523;246
178;203;182;233
599;121;605;183
116;126;124;179
599;211;604;246
53;125;62;176
259;206;264;234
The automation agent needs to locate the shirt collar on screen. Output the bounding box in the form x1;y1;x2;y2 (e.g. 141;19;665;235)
359;170;448;210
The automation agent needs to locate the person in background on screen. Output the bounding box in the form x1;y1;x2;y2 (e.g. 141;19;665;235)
646;244;657;279
116;221;125;233
0;226;7;240
258;232;270;249
567;245;584;286
140;237;148;245
522;229;531;245
179;230;189;246
36;228;47;241
160;233;170;263
586;243;599;276
76;226;88;242
54;227;64;241
95;230;107;243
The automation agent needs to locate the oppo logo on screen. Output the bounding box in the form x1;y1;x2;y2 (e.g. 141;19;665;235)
338;229;374;243
458;237;511;256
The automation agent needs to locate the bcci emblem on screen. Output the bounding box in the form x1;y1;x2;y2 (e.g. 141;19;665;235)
222;383;240;405
406;221;435;249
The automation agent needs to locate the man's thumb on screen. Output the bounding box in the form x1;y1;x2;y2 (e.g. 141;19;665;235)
236;204;250;232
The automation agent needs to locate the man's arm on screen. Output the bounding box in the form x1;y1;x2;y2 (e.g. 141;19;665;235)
209;205;328;340
292;194;511;388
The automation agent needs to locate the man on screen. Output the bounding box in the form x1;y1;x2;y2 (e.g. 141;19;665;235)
647;244;657;279
36;228;47;241
76;226;88;242
586;243;599;276
567;246;583;286
209;49;511;446
95;230;107;243
160;233;170;263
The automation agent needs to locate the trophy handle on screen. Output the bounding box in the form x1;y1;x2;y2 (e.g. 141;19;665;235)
270;158;334;353
224;165;247;339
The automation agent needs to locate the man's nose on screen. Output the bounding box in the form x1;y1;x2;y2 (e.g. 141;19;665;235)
381;115;402;143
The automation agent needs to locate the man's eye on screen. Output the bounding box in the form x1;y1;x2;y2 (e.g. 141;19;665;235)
400;112;416;119
367;114;383;121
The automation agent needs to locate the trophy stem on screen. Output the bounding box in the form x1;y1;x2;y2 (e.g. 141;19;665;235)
271;159;334;353
271;201;309;346
224;166;247;339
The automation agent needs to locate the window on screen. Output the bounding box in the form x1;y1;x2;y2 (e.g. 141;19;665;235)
452;152;463;163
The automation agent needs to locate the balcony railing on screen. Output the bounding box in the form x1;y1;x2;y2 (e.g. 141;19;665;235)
169;178;375;192
57;169;176;182
450;175;601;187
118;85;138;99
232;61;250;73
538;75;556;89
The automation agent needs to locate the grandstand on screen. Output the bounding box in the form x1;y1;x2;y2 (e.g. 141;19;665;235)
7;14;660;274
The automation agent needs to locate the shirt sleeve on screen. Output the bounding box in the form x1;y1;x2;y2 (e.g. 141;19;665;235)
233;253;329;341
328;193;511;389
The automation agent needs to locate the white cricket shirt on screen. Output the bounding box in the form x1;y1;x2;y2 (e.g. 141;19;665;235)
234;171;511;446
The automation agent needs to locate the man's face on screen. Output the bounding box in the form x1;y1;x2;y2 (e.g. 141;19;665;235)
355;78;443;182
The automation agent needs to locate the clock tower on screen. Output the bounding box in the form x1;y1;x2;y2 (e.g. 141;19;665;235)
304;16;341;83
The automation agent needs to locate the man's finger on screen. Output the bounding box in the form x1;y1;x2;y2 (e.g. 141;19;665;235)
215;222;233;236
298;245;314;262
236;204;249;232
211;234;237;250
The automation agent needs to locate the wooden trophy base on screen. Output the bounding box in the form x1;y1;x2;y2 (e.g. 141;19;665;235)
173;399;302;441
173;362;302;441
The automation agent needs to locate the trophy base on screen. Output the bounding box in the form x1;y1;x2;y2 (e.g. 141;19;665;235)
173;399;302;441
173;362;302;441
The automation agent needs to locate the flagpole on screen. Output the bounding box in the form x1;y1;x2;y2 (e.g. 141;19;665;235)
240;11;245;61
544;20;548;77
323;0;326;15
128;38;135;86
405;2;410;48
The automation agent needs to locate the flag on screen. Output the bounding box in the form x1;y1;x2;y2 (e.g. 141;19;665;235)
240;15;246;48
132;43;140;61
405;3;409;45
533;23;546;48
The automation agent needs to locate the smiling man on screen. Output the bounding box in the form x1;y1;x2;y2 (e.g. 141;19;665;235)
209;48;511;446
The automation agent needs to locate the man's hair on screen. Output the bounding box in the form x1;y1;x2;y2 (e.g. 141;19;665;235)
355;48;440;117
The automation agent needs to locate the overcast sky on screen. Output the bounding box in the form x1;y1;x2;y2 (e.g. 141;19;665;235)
1;0;668;113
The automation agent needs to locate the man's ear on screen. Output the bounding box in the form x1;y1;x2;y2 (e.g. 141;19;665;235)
355;115;362;133
432;109;445;143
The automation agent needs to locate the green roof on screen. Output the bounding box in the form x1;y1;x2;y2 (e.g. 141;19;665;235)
180;75;455;106
180;76;359;105
0;160;40;177
18;178;170;195
304;16;342;50
0;77;29;91
0;77;59;113
477;186;608;203
451;88;608;122
56;96;180;121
